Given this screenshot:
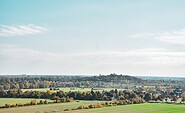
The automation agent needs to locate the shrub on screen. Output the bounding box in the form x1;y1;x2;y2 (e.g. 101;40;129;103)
105;102;109;107
71;108;78;110
95;103;103;108
17;103;24;107
5;104;10;108
118;100;127;105
69;97;74;102
77;105;84;109
101;103;105;107
113;101;118;105
39;100;44;104
30;99;37;105
24;103;28;106
84;106;89;109
64;108;69;111
108;103;113;106
48;102;53;104
10;104;17;107
44;100;48;104
88;104;94;108
54;100;61;103
60;97;66;103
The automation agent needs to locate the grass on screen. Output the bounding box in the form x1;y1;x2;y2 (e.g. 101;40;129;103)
0;98;53;106
66;103;185;113
1;99;185;113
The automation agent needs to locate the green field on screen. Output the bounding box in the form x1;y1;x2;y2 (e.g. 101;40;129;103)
0;98;53;106
71;103;185;113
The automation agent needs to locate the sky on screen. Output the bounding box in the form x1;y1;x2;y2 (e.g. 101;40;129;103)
0;0;185;76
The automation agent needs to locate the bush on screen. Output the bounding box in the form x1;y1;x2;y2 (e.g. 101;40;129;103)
60;97;66;103
105;102;109;107
84;106;89;109
95;103;103;108
39;100;44;104
77;105;84;109
64;108;70;111
24;103;29;106
54;100;61;103
88;104;94;108
17;103;24;107
5;104;10;108
30;99;37;105
44;100;48;104
71;108;78;110
69;97;74;102
10;104;17;107
101;103;105;107
48;102;53;104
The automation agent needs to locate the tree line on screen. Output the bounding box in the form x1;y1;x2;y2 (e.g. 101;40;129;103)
1;74;184;90
0;88;171;102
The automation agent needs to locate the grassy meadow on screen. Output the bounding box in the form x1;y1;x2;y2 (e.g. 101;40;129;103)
67;103;185;113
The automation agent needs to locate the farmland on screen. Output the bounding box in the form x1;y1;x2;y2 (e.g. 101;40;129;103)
0;101;185;113
66;103;185;113
0;100;106;113
1;74;185;113
0;98;53;106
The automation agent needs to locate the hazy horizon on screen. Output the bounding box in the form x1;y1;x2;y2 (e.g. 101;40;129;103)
1;0;185;76
0;74;185;78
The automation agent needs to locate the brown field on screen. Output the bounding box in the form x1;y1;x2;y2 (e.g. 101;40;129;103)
0;100;106;113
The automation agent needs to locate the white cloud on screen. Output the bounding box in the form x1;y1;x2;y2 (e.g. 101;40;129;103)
0;24;47;37
130;29;185;45
0;45;185;75
158;29;185;44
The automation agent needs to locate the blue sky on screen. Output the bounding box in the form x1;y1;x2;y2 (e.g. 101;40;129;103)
1;0;185;76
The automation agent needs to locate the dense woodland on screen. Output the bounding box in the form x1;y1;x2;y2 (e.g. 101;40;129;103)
0;74;143;90
0;74;185;90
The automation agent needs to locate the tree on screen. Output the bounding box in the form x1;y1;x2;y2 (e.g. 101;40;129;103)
165;98;168;103
44;100;48;104
39;100;44;104
181;95;185;103
30;99;37;105
158;95;165;102
152;94;158;102
172;96;178;103
144;93;152;102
